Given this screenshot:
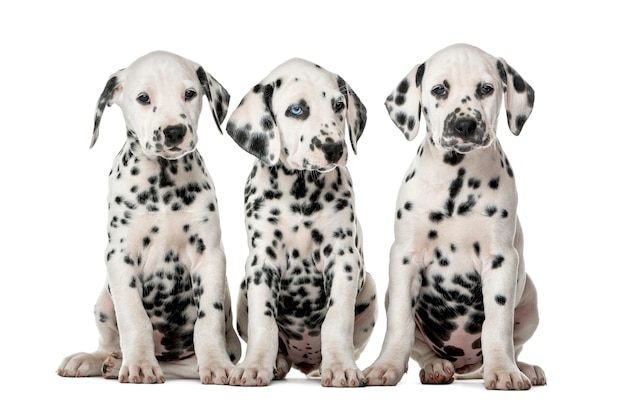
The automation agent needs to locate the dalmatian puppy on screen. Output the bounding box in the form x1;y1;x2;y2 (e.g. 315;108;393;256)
364;44;546;390
225;58;377;387
56;51;241;384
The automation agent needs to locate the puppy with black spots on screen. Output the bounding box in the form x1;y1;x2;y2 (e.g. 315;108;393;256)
365;44;546;390
225;58;377;387
57;51;241;384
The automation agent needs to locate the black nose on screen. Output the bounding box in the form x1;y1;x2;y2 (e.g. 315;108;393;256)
454;118;477;140
163;124;187;147
322;141;344;163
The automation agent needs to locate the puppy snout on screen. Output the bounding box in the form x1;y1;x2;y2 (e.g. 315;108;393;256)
454;118;477;140
163;124;187;147
322;141;344;163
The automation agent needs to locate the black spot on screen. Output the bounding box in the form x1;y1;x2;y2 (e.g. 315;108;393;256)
492;255;504;269
429;211;444;223
473;242;480;256
311;229;324;244
468;178;481;189
397;78;409;94
495;295;506;305
488;177;500;189
443;151;464;166
395;112;407;126
457;195;477;215
260;115;274;130
428;230;438;239
415;63;425;87
266;246;276;259
449;168;465;198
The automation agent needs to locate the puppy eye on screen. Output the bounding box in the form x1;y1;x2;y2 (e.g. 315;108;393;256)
184;88;198;102
288;105;303;116
285;100;309;119
333;101;345;113
431;85;447;98
479;83;494;96
136;92;151;105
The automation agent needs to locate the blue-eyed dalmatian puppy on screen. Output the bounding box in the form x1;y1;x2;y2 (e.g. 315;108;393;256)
56;51;241;384
364;44;546;390
224;58;377;387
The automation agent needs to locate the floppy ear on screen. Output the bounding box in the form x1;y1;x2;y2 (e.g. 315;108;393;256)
497;59;534;135
225;83;282;166
337;75;367;154
90;69;125;148
196;66;230;134
384;63;425;141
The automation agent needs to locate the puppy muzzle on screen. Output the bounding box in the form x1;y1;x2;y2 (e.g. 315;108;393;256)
441;115;490;153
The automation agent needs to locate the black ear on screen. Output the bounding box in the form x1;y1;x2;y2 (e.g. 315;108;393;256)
197;66;230;134
225;83;282;165
90;70;124;148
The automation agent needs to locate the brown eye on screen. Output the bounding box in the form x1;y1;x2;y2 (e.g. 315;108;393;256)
184;88;197;102
431;85;447;98
137;92;150;105
479;83;494;96
333;100;345;113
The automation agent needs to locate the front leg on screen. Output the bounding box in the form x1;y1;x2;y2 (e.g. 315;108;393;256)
481;248;531;390
192;242;239;384
319;251;364;387
229;255;280;386
364;240;420;386
107;256;164;384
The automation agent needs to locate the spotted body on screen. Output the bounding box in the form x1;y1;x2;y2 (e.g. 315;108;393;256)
365;44;545;390
225;58;377;387
57;51;241;384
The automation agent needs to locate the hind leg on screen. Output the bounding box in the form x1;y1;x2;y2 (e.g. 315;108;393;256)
57;286;120;377
512;275;546;386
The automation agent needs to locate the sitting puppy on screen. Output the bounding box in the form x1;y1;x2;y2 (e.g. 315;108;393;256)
56;51;241;384
225;58;377;387
364;44;546;390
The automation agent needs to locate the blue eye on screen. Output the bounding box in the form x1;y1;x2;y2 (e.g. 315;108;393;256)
289;105;303;115
286;101;309;119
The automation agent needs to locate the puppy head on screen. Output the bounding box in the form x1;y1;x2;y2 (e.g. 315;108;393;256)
385;43;534;153
226;58;366;171
91;50;229;159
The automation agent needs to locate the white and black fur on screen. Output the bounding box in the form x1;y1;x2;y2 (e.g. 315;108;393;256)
225;58;377;387
57;51;241;384
364;44;546;390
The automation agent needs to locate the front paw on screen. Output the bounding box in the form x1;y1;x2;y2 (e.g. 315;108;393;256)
104;352;165;384
228;363;273;386
363;362;406;386
320;362;366;387
419;359;455;384
199;363;235;385
483;364;531;390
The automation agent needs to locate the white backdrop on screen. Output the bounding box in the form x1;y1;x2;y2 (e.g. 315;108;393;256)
1;1;623;405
